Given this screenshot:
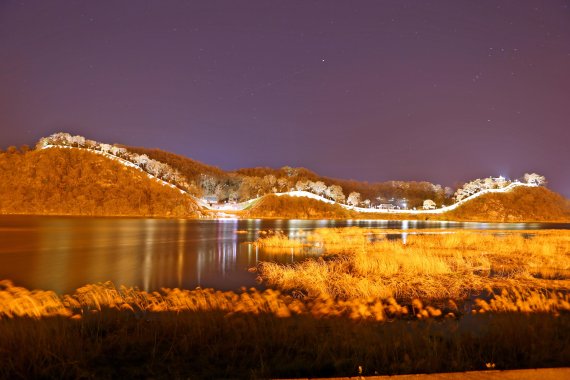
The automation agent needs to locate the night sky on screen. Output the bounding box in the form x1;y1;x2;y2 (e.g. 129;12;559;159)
1;1;569;196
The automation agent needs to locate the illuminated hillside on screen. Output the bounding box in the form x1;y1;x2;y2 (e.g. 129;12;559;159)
0;148;200;217
125;145;228;188
124;147;451;207
1;133;568;222
446;186;570;222
245;194;356;219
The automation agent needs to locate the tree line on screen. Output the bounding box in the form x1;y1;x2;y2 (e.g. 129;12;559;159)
25;133;548;211
453;174;546;202
125;144;453;208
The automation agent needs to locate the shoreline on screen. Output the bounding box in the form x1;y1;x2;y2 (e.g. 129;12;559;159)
1;212;569;224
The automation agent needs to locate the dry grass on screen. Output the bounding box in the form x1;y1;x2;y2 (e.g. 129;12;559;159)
1;280;570;378
253;230;307;249
0;280;298;319
2;228;569;378
2;280;570;322
475;287;570;314
258;228;570;300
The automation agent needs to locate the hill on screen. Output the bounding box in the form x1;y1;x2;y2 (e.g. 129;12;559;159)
124;146;450;208
0;148;200;217
234;166;451;208
446;186;570;222
34;133;451;208
3;133;568;222
242;186;570;222
245;194;357;219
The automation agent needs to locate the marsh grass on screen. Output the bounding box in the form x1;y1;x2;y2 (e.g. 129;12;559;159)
2;229;569;378
2;280;569;323
258;228;570;300
253;230;306;249
1;281;570;378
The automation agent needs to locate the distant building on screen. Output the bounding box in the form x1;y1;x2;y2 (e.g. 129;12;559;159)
377;204;397;210
203;195;218;205
492;176;508;187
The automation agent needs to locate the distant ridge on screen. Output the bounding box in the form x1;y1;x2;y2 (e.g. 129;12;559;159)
245;187;570;222
0;132;567;222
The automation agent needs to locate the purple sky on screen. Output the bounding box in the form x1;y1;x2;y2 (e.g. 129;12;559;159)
1;1;569;196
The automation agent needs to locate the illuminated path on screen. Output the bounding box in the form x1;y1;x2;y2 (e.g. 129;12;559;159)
274;181;537;215
41;145;537;215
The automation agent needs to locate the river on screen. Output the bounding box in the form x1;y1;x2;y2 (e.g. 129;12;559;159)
0;216;568;294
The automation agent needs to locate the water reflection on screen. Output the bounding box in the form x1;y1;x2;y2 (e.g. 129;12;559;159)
0;216;568;294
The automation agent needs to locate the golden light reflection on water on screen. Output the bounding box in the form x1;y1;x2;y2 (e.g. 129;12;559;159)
177;220;185;288
37;218;72;292
0;216;567;294
143;219;156;292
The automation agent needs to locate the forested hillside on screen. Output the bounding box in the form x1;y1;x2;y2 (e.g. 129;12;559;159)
2;133;567;222
126;146;451;208
27;132;452;212
125;145;228;188
447;186;570;222
0;148;200;217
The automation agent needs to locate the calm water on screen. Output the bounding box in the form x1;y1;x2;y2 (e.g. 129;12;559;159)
0;216;569;294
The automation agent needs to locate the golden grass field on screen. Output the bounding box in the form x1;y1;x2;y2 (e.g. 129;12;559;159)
258;228;570;300
1;279;569;378
2;279;569;322
1;227;569;378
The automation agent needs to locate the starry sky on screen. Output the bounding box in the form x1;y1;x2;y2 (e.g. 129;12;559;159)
1;0;569;196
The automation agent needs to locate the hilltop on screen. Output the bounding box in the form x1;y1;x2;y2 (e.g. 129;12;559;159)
0;147;200;217
446;186;570;222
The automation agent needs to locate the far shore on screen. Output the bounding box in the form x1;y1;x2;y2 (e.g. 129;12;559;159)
1;211;570;224
0;212;570;224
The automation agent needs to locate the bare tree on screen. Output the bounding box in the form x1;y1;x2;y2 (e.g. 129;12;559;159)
276;177;289;192
310;181;327;196
347;191;361;207
295;179;310;191
326;184;345;203
99;143;112;154
524;173;546;186
423;199;436;210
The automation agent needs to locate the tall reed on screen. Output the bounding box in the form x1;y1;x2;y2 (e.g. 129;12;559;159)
258;229;570;300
